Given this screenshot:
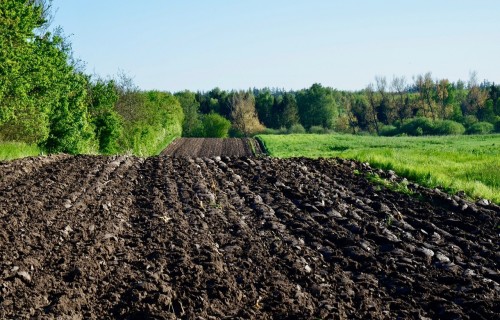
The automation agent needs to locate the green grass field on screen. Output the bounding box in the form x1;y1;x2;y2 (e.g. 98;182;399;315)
257;134;500;204
0;142;41;161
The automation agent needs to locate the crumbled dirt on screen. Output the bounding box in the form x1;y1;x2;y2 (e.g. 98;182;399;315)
162;138;263;157
0;143;499;319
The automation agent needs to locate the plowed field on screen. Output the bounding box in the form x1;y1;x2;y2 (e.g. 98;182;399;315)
162;138;263;157
0;152;499;318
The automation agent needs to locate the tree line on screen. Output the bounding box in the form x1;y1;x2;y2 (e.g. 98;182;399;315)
2;2;499;157
176;75;500;138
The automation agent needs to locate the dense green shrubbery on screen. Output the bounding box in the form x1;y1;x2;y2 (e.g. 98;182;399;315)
117;91;183;156
288;124;306;134
432;120;466;135
495;118;500;133
466;122;494;135
379;125;399;136
399;118;434;136
200;113;231;138
309;125;328;134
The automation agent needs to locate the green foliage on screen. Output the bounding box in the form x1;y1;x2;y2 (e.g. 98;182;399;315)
494;117;500;133
400;117;434;136
201;113;231;138
87;79;122;154
296;83;338;129
175;90;203;137
379;125;398;136
432;120;465;135
117;91;183;156
288;124;306;134
258;133;500;203
309;125;328;134
466;122;494;135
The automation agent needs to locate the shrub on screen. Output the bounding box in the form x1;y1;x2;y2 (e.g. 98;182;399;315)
379;125;399;136
202;113;231;138
466;122;494;135
400;117;434;136
494;117;500;133
288;124;306;134
309;125;327;134
432;120;465;135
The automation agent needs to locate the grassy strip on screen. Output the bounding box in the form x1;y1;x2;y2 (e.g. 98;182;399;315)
257;134;500;204
0;142;41;161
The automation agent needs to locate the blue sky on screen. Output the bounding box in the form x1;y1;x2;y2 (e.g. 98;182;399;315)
51;0;500;92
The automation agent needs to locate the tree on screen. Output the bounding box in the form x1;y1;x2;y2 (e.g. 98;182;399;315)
229;91;265;136
296;83;338;129
175;90;202;137
391;76;411;122
365;84;380;134
255;89;274;128
414;73;437;119
87;78;122;154
201;113;231;138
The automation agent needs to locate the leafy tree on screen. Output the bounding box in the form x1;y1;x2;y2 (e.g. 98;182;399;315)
87;78;122;154
201;112;231;138
296;83;338;130
175;90;203;137
255;89;275;128
229;91;265;136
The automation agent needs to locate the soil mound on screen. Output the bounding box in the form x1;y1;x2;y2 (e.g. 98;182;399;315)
0;155;498;319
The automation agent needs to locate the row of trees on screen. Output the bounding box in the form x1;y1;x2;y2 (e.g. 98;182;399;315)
2;2;499;156
0;1;183;155
177;73;500;137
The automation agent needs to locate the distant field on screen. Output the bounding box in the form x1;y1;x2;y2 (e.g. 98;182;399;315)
0;142;40;161
257;134;500;203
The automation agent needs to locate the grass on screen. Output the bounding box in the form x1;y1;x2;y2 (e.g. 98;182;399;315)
0;141;41;161
257;133;500;204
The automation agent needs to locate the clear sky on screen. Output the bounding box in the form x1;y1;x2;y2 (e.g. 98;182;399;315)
51;0;500;92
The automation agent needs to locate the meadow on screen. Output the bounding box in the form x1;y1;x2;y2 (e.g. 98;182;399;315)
0;142;41;161
257;133;500;203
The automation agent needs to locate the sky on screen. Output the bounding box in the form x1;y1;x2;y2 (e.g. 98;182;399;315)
50;0;500;92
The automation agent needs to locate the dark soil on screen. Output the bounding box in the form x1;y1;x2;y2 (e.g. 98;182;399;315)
162;138;263;158
0;152;498;319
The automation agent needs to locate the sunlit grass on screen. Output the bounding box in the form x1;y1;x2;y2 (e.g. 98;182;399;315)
0;142;41;161
257;134;500;204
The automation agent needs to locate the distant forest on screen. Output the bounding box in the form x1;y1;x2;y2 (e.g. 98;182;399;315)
1;1;499;155
179;74;500;137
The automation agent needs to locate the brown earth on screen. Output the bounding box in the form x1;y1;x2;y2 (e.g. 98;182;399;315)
162;138;263;158
0;152;499;319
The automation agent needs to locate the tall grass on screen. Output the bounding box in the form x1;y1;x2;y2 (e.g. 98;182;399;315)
0;142;41;161
257;134;500;204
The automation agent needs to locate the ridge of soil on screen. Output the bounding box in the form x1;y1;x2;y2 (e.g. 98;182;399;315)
0;155;498;319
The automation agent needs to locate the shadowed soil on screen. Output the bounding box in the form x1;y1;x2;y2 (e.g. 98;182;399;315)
0;154;498;319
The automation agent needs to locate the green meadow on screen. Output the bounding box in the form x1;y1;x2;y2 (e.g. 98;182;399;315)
257;134;500;204
0;142;41;161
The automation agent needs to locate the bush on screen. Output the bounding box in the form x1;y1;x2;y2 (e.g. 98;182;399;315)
117;91;184;156
494;117;500;133
202;113;231;138
261;127;287;135
400;118;434;136
432;120;465;135
288;124;306;134
309;125;327;134
379;125;399;136
466;122;494;135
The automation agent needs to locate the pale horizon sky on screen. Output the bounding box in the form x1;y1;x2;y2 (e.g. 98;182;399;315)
51;0;500;92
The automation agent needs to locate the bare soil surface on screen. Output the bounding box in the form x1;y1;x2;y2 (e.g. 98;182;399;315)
0;154;499;319
162;138;263;158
